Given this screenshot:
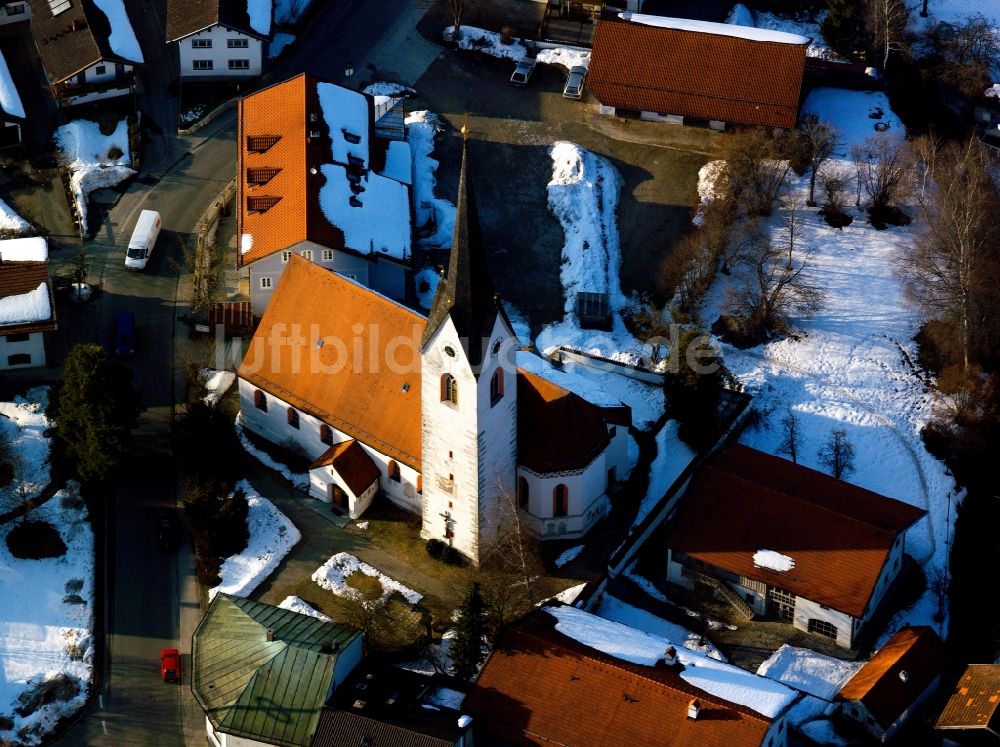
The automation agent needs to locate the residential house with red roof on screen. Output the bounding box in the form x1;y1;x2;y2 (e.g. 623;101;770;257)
588;13;809;130
236;73;412;317
664;444;927;648
837;626;947;742
238;142;630;563
27;0;142;108
0;237;56;369
466;606;793;747
935;664;1000;740
166;0;270;80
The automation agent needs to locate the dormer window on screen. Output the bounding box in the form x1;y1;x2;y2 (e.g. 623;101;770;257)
247;195;281;213
247;135;280;153
247;167;281;186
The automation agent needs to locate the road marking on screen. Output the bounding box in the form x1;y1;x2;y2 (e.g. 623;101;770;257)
101;720;107;735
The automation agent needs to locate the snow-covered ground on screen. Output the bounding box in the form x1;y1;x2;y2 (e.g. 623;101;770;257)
800;88;904;159
536;47;590;70
0;197;29;235
200;368;236;408
278;596;331;622
700;87;958;643
234;414;309;490
406;110;456;249
312;552;422;605
548;605;795;718
0;483;94;746
54;119;134;234
0;48;25;120
595;594;724;660
725;4;837;60
446;25;527;61
209;481;301;600
91;0;143;62
631;422;696;529
553;544;584;568
267;33;296;59
0;387;52;500
533;142;666;428
757;645;863;700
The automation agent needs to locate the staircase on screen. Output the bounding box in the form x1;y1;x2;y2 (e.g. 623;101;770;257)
683;568;757;621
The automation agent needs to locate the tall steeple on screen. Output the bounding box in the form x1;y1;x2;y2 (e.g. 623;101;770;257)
421;131;507;374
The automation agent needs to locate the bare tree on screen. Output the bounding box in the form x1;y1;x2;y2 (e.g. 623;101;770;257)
776;405;801;464
818;428;856;480
482;487;544;608
929;14;1000;98
852;134;913;213
899;139;998;371
726;231;824;337
0;451;40;525
725;129;793;217
799;119;840;207
866;0;910;72
628;297;672;364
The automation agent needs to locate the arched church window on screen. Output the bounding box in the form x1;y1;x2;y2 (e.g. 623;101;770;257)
553;484;568;517
441;374;458;405
490;368;504;405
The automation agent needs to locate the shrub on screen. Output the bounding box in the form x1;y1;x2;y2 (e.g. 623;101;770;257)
818;205;854;228
14;674;80;717
425;538;464;565
106;145;124;161
426;538;445;559
6;521;67;559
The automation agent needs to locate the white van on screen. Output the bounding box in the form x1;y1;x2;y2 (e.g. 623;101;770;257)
125;209;161;270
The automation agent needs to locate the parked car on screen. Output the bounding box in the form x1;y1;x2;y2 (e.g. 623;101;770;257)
563;66;588;99
113;310;136;357
157;509;177;550
510;58;537;87
160;648;181;682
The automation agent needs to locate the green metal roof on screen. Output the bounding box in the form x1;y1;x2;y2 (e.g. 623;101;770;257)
193;594;360;747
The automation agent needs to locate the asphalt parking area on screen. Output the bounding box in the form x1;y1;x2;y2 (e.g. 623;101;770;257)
409;46;727;333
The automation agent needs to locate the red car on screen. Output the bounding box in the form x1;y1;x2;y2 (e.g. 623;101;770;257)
160;648;181;683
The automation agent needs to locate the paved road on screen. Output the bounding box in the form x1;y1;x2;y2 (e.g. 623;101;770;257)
51;1;441;745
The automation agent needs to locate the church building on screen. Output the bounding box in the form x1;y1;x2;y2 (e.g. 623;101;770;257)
237;141;630;564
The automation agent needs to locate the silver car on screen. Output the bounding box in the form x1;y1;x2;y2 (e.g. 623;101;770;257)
562;65;587;99
510;58;537;87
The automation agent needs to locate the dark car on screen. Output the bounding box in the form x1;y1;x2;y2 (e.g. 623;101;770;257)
160;648;181;682
157;509;177;550
113;310;136;356
510;58;536;87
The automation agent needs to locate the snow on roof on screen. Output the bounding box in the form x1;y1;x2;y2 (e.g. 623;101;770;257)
379;140;412;186
91;0;145;63
0;49;25;119
278;595;332;622
414;266;441;310
364;82;417;97
757;645;864;701
240;233;253;255
317;83;370;168
247;0;271;36
0;237;48;262
318;164;411;260
0;283;51;325
754;549;795;573
547;605;795;718
0;198;30;235
620;12;811;45
515;350;624;409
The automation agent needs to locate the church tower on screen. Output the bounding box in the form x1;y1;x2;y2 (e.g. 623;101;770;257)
419;135;518;565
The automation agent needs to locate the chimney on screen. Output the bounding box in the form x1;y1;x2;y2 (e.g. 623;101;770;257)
266;628;274;642
898;670;909;684
687;699;700;719
663;646;677;666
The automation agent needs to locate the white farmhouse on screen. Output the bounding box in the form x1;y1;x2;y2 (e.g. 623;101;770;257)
0;237;56;369
237;143;631;565
664;444;927;649
166;0;270;79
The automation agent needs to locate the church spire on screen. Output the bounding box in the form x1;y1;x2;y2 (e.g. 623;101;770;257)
421;132;506;373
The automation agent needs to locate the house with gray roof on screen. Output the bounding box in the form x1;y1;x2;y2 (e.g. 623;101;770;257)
193;594;362;747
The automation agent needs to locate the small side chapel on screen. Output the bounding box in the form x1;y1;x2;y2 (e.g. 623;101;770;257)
237;139;630;564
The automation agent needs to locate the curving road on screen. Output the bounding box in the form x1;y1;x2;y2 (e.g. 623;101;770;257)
52;1;440;744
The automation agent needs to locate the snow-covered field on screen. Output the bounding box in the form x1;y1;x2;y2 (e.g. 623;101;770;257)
234;414;309;490
0;483;94;746
548;605;795;718
312;552;422;605
757;645;863;700
701;87;959;643
209;481;301;600
54;119;134;234
406;110;456;249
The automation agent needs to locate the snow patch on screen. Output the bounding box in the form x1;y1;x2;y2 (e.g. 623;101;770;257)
312;552;422;605
554;545;584;568
54;119;134;234
365;82;417;97
446;26;527;61
536;47;591;70
268;33;296;59
725;4;835;59
200;368;236;408
278;596;332;622
632;422;696;530
246;0;271;36
235;414;309;490
753;549;795;573
757;645;863;700
406;110;456;248
91;0;144;62
209;481;301;600
0;49;25;119
596;595;725;660
415;266;441;310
